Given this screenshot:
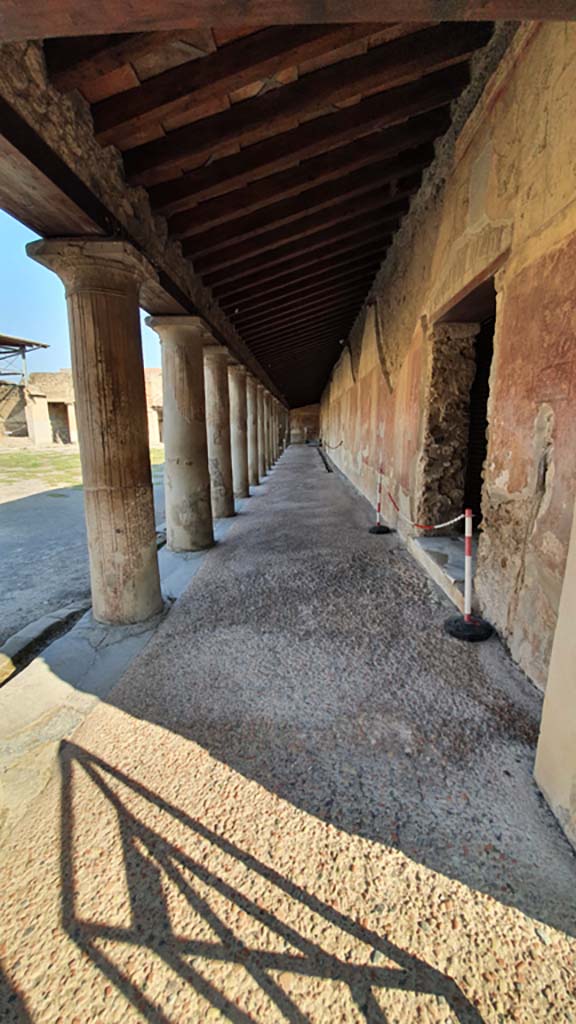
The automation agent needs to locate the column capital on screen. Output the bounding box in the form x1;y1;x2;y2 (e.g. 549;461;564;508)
27;237;157;292
204;344;230;363
228;361;247;378
146;315;213;347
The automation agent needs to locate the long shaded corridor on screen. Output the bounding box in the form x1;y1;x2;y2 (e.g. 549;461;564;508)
1;446;574;1023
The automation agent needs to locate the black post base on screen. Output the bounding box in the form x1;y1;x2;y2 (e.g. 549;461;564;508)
444;615;494;642
369;524;393;535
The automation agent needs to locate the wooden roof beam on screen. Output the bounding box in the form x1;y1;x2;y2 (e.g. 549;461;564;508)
92;25;390;146
235;285;372;333
204;222;393;289
188;180;416;265
146;64;467;198
228;259;381;315
172;149;430;245
44;32;195;92
163;108;447;224
216;240;389;300
191;196;409;274
1;3;571;42
245;305;358;343
233;273;376;325
125;24;490;183
251;327;345;354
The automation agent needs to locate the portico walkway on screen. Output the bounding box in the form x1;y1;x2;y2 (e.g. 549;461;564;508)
1;445;575;1023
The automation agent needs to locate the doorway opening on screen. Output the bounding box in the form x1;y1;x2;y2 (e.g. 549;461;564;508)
413;278;497;608
462;315;495;529
48;401;71;444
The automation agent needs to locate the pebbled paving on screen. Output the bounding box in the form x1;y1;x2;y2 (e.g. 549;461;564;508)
1;445;575;1023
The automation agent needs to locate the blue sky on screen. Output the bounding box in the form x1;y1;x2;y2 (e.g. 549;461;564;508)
0;210;161;372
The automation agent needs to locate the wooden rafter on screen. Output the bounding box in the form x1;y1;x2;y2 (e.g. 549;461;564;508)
171;149;430;244
217;243;389;301
2;2;571;42
124;24;488;182
145;64;466;200
92;24;391;145
163;109;447;226
191;194;407;272
207;228;393;292
31;15;500;405
228;260;382;315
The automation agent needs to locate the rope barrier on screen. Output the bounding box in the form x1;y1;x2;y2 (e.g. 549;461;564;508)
361;455;465;532
386;492;466;532
322;439;343;450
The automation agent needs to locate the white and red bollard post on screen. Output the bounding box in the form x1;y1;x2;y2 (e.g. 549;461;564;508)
369;468;392;535
445;508;493;641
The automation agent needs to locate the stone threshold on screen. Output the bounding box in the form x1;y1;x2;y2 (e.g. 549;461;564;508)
408;533;479;614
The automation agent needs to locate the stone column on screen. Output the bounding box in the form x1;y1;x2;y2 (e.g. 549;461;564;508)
146;316;214;552
266;393;274;469
246;374;259;487
147;406;161;446
273;401;280;459
535;500;576;849
67;402;78;444
228;362;249;499
204;345;235;518
28;238;162;624
257;383;267;480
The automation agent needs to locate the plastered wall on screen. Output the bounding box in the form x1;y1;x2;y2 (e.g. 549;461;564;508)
320;23;576;690
290;404;320;443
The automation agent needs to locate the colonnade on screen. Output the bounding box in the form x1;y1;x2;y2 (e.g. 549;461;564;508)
28;238;288;626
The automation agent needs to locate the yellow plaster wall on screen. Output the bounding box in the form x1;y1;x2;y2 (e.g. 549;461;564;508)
320;22;576;690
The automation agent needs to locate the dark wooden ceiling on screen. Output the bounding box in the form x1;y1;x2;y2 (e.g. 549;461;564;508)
44;21;494;406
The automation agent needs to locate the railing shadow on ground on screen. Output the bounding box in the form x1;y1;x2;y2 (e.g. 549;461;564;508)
59;741;485;1024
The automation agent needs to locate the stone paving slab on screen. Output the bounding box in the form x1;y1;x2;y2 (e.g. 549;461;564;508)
0;447;575;1024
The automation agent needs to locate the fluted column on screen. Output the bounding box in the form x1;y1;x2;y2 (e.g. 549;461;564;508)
246;374;259;487
228;362;249;499
146;316;214;552
27;238;162;624
273;401;280;460
257;383;267;480
266;393;274;469
204;345;235;518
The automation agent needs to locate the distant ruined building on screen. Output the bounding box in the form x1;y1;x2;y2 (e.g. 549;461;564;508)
0;367;164;446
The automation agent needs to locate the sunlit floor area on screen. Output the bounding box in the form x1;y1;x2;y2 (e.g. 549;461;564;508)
1;446;574;1023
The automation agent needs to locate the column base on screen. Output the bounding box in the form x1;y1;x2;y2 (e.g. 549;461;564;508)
444;615;494;642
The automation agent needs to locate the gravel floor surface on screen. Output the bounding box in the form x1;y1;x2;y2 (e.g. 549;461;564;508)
1;445;575;1023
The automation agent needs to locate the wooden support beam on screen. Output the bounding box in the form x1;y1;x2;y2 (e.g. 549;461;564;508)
216;240;389;300
1;3;570;42
45;32;192;92
125;24;488;182
235;284;371;332
253;336;354;369
188;180;416;266
229;260;381;316
163;109;447;225
193;197;408;274
245;305;357;343
251;328;343;355
172;150;429;246
251;333;349;363
93;25;388;145
205;224;393;289
234;271;375;322
145;65;466;197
